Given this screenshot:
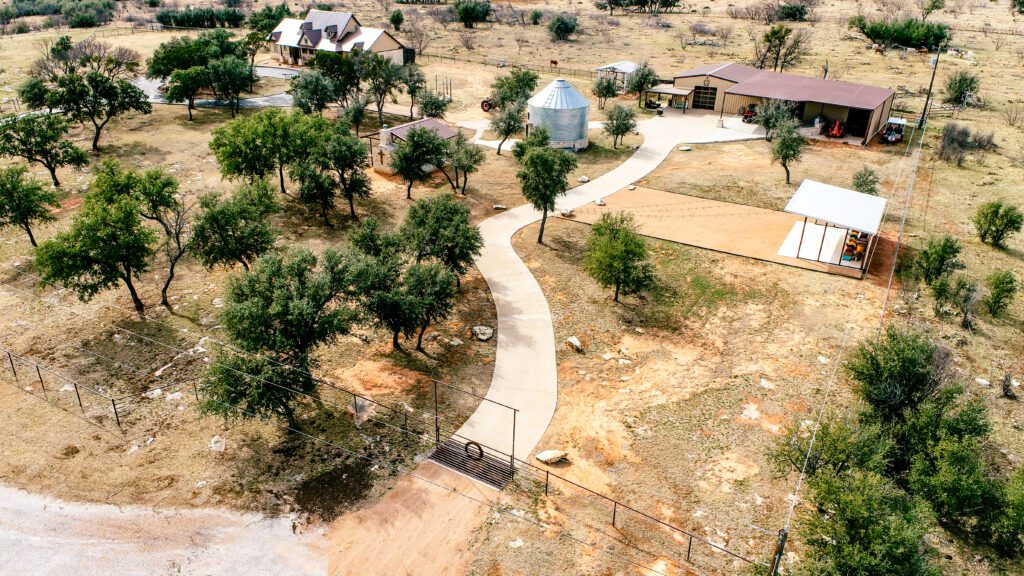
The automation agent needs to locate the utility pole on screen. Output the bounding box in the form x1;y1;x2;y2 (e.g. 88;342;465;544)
919;45;941;129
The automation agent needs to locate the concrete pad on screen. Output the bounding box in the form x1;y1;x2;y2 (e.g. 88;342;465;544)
563;187;866;279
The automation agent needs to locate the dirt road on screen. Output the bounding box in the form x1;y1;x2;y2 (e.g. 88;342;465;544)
0;484;325;576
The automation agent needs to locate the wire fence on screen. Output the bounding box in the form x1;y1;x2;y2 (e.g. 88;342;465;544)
418;51;601;81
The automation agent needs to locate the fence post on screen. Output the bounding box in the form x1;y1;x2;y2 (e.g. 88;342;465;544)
36;365;46;400
7;352;17;382
544;470;549;496
768;528;788;576
433;380;440;445
73;382;84;413
111;398;121;428
612;501;618;528
686;534;693;562
193;381;199;401
510;409;517;479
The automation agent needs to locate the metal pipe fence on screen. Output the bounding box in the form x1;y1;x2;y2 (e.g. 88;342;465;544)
1;335;766;573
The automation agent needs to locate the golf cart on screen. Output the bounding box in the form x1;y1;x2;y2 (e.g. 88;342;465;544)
881;117;907;144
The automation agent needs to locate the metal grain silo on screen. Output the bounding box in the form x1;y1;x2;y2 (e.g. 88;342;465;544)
527;79;590;150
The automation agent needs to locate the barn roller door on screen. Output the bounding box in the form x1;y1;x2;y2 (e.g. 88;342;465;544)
692;86;717;110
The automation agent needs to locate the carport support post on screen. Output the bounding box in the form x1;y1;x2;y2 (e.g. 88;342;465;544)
796;217;808;258
816;222;829;262
510;409;517;479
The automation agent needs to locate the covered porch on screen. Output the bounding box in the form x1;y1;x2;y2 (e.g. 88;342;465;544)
640;84;693;112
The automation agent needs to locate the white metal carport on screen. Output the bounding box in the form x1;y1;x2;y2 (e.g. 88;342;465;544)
777;180;887;277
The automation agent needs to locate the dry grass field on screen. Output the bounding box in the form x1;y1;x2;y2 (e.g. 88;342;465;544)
0;0;1023;574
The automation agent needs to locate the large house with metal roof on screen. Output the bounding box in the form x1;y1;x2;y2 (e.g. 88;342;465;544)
268;9;408;66
670;63;896;144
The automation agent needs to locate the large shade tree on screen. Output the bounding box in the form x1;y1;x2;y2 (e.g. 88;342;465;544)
400;194;483;288
517;146;577;243
0;165;60;247
291;117;371;222
0;113;88;188
583;212;656;301
189;180;277;271
389;127;450;199
209;108;302;195
201;247;358;429
35;169;157;312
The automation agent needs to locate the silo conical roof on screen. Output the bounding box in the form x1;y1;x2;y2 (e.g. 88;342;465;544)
527;79;590;110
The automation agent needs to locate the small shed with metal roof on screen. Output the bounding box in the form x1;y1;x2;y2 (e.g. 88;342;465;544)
527;79;591;150
594;60;640;90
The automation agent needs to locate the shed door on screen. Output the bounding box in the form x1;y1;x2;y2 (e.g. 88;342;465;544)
846;108;871;137
692;86;717;110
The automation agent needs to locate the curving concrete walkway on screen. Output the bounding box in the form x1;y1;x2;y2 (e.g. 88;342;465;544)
455;111;764;460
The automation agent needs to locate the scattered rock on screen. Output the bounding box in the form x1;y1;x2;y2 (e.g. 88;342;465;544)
628;185;637;191
620;376;631;382
678;146;692;151
449;337;463;346
976;377;991;387
509;537;524;548
560;208;575;217
212;297;224;308
165;391;183;402
618;358;632;366
493;204;507;210
535;449;568;464
145;436;155;446
209;435;226;452
817;355;829;364
565;336;583;353
348;396;377;428
472;326;494;341
113;334;124;344
195;480;208;489
142;388;162;399
595;198;606;206
577;176;590;183
601;352;615;361
759;378;775;390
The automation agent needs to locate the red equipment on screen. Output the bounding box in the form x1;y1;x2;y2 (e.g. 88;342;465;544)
826;120;845;138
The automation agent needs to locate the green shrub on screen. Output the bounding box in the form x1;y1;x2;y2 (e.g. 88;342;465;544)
778;3;807;20
146;0;160;6
530;9;543;24
993;469;1024;555
548;12;579;41
984;269;1017;316
389;9;404;31
909;435;1002;534
852;167;880;195
943;70;980;107
847;15;951;48
799;471;941;576
931;275;979;328
769;416;891;479
915;235;964;285
453;0;490;28
846;326;948;424
974;200;1023;248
